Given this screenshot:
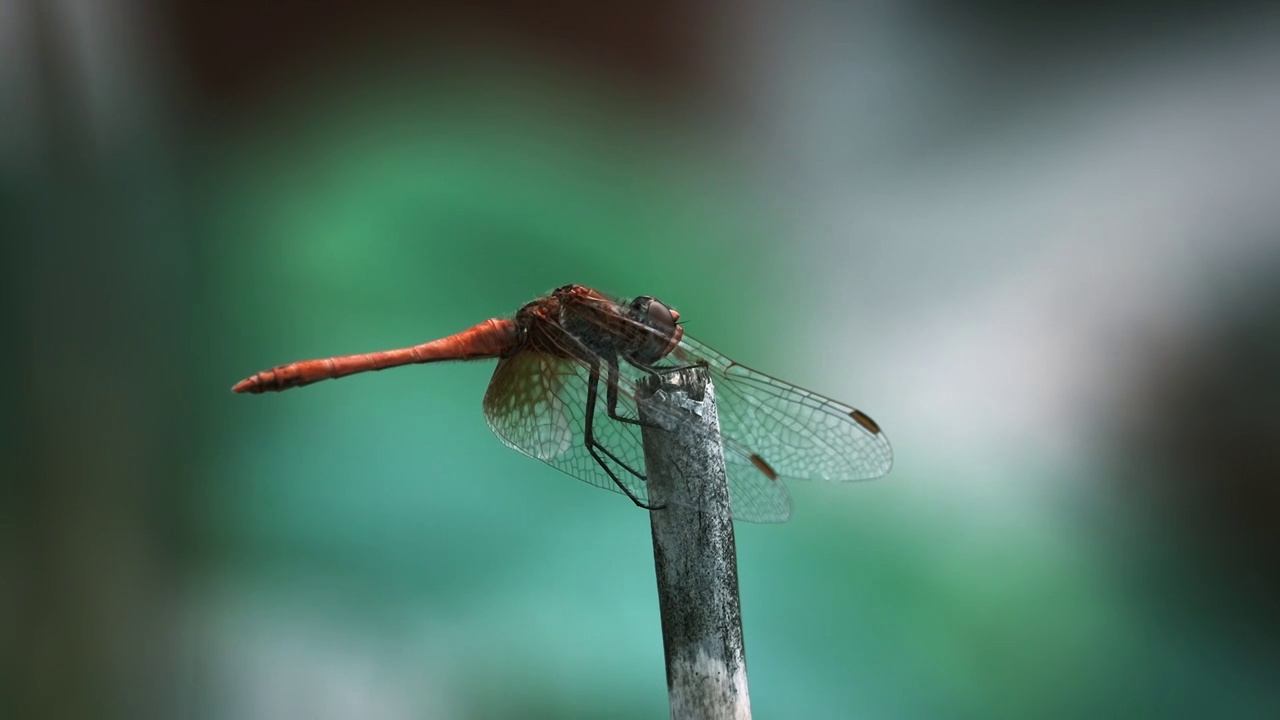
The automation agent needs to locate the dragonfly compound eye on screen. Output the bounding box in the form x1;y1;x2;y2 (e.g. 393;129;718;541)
627;296;683;364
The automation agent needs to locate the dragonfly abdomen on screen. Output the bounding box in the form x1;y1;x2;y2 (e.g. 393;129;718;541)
232;318;518;393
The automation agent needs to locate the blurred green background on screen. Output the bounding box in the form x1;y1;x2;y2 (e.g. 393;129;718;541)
6;2;1280;718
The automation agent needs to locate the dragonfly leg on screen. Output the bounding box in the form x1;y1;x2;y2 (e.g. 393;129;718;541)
585;360;665;511
606;360;665;430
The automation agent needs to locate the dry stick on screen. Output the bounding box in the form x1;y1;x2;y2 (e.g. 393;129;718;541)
638;366;752;720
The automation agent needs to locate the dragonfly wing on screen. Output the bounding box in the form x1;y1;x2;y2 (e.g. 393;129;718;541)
483;351;653;506
482;349;793;522
719;448;794;523
671;335;894;484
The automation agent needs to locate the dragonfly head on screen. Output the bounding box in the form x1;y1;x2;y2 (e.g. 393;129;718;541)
625;295;683;365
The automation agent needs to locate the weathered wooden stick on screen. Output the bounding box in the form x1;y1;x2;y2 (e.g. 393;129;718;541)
638;366;752;720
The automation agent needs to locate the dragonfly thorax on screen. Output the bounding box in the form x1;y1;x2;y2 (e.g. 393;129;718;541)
533;288;683;368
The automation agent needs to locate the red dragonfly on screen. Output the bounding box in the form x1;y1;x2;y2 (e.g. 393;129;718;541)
233;285;892;522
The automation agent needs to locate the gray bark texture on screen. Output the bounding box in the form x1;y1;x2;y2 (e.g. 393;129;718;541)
638;366;752;720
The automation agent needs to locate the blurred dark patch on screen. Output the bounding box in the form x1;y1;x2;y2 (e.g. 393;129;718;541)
1117;249;1280;639
8;2;195;719
162;0;712;111
901;0;1279;163
928;0;1271;59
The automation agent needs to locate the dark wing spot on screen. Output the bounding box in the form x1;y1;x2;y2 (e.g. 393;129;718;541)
749;454;779;481
849;409;881;434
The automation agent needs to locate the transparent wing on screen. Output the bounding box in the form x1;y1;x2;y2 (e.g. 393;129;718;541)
669;335;894;484
483;350;652;506
481;348;793;523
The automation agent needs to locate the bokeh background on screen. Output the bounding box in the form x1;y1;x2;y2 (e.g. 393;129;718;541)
6;1;1280;718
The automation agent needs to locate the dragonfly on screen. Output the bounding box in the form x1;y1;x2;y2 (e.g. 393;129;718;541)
233;285;892;522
